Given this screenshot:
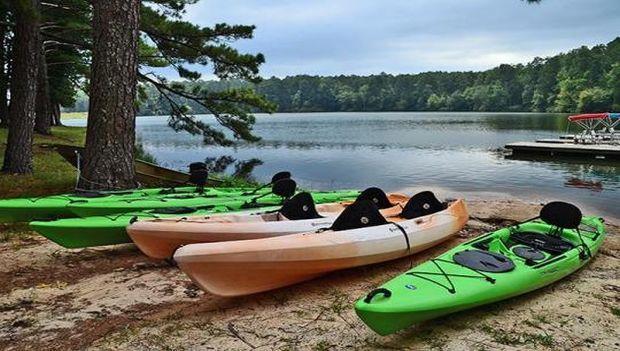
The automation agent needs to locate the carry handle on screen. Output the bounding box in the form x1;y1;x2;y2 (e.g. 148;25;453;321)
363;288;392;303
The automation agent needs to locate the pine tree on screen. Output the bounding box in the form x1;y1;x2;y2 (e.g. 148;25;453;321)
0;3;11;127
137;1;276;145
2;0;40;174
78;0;140;190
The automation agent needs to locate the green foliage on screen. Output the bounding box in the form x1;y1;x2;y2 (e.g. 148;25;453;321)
41;1;91;109
138;1;276;145
12;0;274;145
66;37;617;115
577;87;613;112
608;63;620;111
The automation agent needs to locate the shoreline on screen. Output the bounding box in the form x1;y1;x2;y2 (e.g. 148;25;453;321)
0;198;617;350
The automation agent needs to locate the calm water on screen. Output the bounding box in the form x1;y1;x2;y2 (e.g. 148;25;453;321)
66;112;620;220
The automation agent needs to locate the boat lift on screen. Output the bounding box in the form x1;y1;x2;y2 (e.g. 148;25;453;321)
567;112;619;144
607;112;620;133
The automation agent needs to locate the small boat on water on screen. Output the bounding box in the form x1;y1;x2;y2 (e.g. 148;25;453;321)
173;191;468;297
128;188;407;259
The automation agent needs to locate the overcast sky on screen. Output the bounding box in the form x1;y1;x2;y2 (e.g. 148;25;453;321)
175;0;620;78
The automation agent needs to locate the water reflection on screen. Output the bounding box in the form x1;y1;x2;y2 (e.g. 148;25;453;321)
204;155;263;182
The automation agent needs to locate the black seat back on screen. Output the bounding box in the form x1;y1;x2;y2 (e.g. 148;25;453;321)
279;192;322;220
272;178;297;199
330;200;388;231
188;162;209;192
271;171;291;183
400;191;445;219
540;201;582;229
356;187;394;209
189;162;207;173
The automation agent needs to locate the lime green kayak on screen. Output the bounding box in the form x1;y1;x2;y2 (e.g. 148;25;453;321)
355;202;606;335
66;184;314;217
30;189;360;248
0;186;262;223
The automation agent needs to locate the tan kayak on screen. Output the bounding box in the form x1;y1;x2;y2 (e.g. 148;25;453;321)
174;192;468;296
128;189;409;259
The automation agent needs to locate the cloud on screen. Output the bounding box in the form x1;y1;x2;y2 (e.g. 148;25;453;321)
174;0;620;78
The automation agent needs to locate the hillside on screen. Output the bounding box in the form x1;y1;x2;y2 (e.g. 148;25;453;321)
65;37;620;115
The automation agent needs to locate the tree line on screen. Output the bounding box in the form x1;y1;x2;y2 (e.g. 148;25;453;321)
0;0;272;189
119;37;619;115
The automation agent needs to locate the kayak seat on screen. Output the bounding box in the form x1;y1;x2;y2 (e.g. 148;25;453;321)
356;187;395;209
453;249;515;273
510;231;574;255
540;201;582;230
330;200;388;231
400;191;446;219
512;245;546;261
278;192;323;220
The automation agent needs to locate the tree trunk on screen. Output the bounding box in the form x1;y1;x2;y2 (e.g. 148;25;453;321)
2;0;40;174
51;102;62;126
78;0;139;190
34;42;52;135
0;8;9;128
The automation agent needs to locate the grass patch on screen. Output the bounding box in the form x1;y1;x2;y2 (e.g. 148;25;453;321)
60;111;88;119
0;126;86;198
480;324;554;347
0;125;258;200
611;306;620;317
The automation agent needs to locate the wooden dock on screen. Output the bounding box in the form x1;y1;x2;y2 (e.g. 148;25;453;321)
535;138;574;144
505;141;620;159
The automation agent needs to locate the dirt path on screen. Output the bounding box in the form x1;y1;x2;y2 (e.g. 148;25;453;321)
0;199;618;350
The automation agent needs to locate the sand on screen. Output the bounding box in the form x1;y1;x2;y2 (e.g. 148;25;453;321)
0;199;618;350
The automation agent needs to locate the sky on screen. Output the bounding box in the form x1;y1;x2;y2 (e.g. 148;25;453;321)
172;0;620;78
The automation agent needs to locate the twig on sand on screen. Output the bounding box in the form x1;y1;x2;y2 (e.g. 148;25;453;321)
227;321;256;349
301;308;326;328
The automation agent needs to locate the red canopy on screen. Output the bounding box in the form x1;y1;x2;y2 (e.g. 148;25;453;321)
568;113;608;122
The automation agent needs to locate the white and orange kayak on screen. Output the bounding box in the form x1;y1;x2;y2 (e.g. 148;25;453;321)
128;189;408;259
174;192;468;296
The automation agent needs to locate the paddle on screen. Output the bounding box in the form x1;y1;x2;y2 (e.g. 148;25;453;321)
241;178;297;209
241;171;292;195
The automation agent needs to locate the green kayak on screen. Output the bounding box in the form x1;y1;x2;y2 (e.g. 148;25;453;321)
355;202;606;335
30;189;360;248
66;183;327;217
0;186;261;223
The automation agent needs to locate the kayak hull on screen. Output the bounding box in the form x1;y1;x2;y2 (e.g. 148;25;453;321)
354;216;606;335
66;190;360;217
0;199;73;222
174;200;468;296
128;194;408;259
0;186;251;223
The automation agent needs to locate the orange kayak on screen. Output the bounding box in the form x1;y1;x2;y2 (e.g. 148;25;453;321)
174;193;468;296
128;190;408;259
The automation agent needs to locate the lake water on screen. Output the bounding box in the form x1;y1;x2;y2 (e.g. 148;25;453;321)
66;112;620;220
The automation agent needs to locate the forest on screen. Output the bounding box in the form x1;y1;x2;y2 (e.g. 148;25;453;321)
110;37;618;115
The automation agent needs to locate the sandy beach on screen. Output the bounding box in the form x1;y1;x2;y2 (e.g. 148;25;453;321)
0;199;618;350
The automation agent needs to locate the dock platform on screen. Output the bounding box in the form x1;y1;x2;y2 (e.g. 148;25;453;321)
535;138;574;144
505;142;620;159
